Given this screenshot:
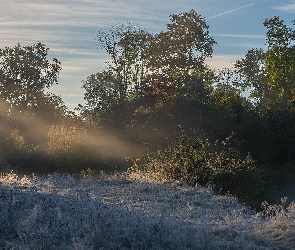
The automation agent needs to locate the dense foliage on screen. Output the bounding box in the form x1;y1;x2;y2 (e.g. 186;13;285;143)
129;135;275;210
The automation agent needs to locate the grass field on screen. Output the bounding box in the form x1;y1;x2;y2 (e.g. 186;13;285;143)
0;172;294;249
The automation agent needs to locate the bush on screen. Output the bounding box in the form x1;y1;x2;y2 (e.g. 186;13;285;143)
47;124;130;174
0;129;54;174
0;125;130;175
129;135;275;210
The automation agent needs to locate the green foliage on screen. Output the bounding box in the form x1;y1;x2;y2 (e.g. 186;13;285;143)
149;9;216;76
263;16;295;164
97;23;152;88
82;10;216;127
204;87;246;140
0;42;66;147
0;42;61;110
130;135;275;210
264;16;295;104
234;48;269;106
47;124;94;173
3;132;54;174
10;129;25;148
47;123;133;174
261;105;295;165
87;23;153;126
48;124;82;156
79;71;123;124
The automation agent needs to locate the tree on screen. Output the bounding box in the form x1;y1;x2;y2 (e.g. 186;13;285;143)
234;48;269;107
0;42;61;111
97;23;152;100
79;71;120;124
0;42;66;145
264;16;295;164
91;23;153;126
149;9;216;77
264;16;295;104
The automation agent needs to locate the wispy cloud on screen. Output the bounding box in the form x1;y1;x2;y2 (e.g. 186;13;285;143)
273;2;295;13
223;42;267;50
212;33;265;39
205;54;241;69
0;0;280;109
208;0;268;19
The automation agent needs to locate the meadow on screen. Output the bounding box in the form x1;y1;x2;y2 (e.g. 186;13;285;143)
0;171;294;249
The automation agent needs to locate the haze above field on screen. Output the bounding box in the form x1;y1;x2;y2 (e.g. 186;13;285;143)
0;0;294;110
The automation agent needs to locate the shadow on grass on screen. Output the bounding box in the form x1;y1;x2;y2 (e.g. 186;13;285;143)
0;173;289;249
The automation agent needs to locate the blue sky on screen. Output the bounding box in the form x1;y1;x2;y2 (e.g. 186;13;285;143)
1;0;294;110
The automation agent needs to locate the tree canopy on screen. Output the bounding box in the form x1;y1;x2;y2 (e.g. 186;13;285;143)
0;42;61;110
0;42;67;145
264;16;295;104
149;9;216;77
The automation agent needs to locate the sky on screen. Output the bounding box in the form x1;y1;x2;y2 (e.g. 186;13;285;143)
1;0;295;111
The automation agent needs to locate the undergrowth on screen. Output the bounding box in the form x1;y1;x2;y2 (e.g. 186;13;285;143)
128;135;275;211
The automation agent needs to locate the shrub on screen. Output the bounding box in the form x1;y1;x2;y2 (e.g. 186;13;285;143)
47;124;130;174
129;135;275;210
0;129;55;174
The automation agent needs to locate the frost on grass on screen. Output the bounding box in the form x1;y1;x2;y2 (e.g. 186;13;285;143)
257;198;295;248
0;172;293;249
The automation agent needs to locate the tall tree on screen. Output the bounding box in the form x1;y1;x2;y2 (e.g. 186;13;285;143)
0;42;65;145
149;9;216;77
79;71;119;124
264;16;295;104
264;16;295;164
0;42;61;111
234;48;269;107
94;23;152;125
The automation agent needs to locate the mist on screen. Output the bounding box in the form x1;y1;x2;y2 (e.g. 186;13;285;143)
0;98;151;174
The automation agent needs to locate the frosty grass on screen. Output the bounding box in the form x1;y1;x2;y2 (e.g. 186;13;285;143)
0;172;294;249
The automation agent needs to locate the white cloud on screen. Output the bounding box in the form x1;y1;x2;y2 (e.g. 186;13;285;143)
273;2;295;12
205;54;241;69
50;48;104;58
0;0;156;29
208;0;268;19
224;42;267;49
212;33;265;39
59;58;107;79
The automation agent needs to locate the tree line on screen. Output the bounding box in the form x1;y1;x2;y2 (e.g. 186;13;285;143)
0;10;294;209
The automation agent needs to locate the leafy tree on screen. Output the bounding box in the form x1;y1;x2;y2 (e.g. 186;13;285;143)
264;16;295;104
149;9;216;77
234;48;269;107
96;23;152;122
80;23;152;127
79;71;120;124
0;42;61;111
82;11;216;128
0;42;66;146
264;16;295;164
